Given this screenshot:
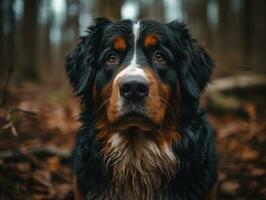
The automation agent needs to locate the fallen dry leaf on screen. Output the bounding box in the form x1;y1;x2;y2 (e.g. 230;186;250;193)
220;180;240;194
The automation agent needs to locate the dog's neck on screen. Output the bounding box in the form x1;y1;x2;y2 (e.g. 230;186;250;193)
98;128;178;200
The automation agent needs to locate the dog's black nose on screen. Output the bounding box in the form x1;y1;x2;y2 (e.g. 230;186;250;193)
120;76;149;102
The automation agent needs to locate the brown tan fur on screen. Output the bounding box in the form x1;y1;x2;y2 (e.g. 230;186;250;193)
91;66;182;200
144;33;158;47
113;36;127;51
73;176;84;200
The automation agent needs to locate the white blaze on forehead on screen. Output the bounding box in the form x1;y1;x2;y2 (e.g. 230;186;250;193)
113;21;147;84
131;21;140;66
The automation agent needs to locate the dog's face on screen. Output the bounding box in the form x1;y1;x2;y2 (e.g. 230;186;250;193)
66;18;214;198
94;20;181;133
66;18;213;125
66;18;213;134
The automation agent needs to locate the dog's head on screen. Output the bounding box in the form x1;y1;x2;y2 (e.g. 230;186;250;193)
66;18;213;131
66;18;214;197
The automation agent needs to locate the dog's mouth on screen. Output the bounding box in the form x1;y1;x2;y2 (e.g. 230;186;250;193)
111;111;158;132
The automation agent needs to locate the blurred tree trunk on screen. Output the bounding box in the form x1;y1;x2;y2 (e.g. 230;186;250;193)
0;2;3;78
197;0;211;45
0;2;5;79
153;0;165;22
139;0;165;22
184;0;211;45
22;0;38;81
242;0;266;72
96;0;122;20
218;0;230;52
44;8;51;68
38;1;52;84
0;0;15;84
242;0;253;70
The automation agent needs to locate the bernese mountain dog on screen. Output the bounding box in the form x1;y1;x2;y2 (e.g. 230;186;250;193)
65;18;218;200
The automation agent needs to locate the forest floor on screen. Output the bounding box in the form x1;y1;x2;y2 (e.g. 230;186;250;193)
0;85;265;200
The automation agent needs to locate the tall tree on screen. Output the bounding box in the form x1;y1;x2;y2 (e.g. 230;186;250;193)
22;0;38;81
241;0;252;69
96;0;122;20
0;0;15;83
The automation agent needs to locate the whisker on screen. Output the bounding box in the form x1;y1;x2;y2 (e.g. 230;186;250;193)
159;97;177;125
159;103;176;131
87;98;111;129
96;98;111;113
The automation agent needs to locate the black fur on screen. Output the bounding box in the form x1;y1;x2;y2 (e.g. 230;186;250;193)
66;18;218;199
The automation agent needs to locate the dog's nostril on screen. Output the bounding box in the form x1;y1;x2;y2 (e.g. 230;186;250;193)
136;82;149;96
121;82;132;94
120;76;149;101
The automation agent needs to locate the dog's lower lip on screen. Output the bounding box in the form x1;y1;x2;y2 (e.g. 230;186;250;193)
119;112;150;122
112;112;157;131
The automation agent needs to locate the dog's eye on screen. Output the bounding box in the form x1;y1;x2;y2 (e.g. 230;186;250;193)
106;53;119;64
154;52;165;64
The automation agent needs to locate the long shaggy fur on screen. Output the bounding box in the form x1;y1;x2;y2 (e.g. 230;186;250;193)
66;18;219;200
98;132;177;200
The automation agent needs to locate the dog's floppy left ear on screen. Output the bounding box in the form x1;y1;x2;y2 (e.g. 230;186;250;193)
65;18;111;97
166;21;214;99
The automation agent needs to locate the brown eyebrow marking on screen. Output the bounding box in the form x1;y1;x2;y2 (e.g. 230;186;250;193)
113;36;127;51
144;33;158;47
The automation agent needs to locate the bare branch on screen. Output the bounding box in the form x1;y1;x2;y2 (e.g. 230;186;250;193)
0;146;71;159
1;65;13;107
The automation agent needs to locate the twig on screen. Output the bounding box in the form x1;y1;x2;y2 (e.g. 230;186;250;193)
0;64;37;136
0;64;18;135
1;64;13;107
0;145;71;159
11;107;37;116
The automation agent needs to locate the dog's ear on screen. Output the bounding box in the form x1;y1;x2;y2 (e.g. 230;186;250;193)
166;21;214;99
65;18;111;97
